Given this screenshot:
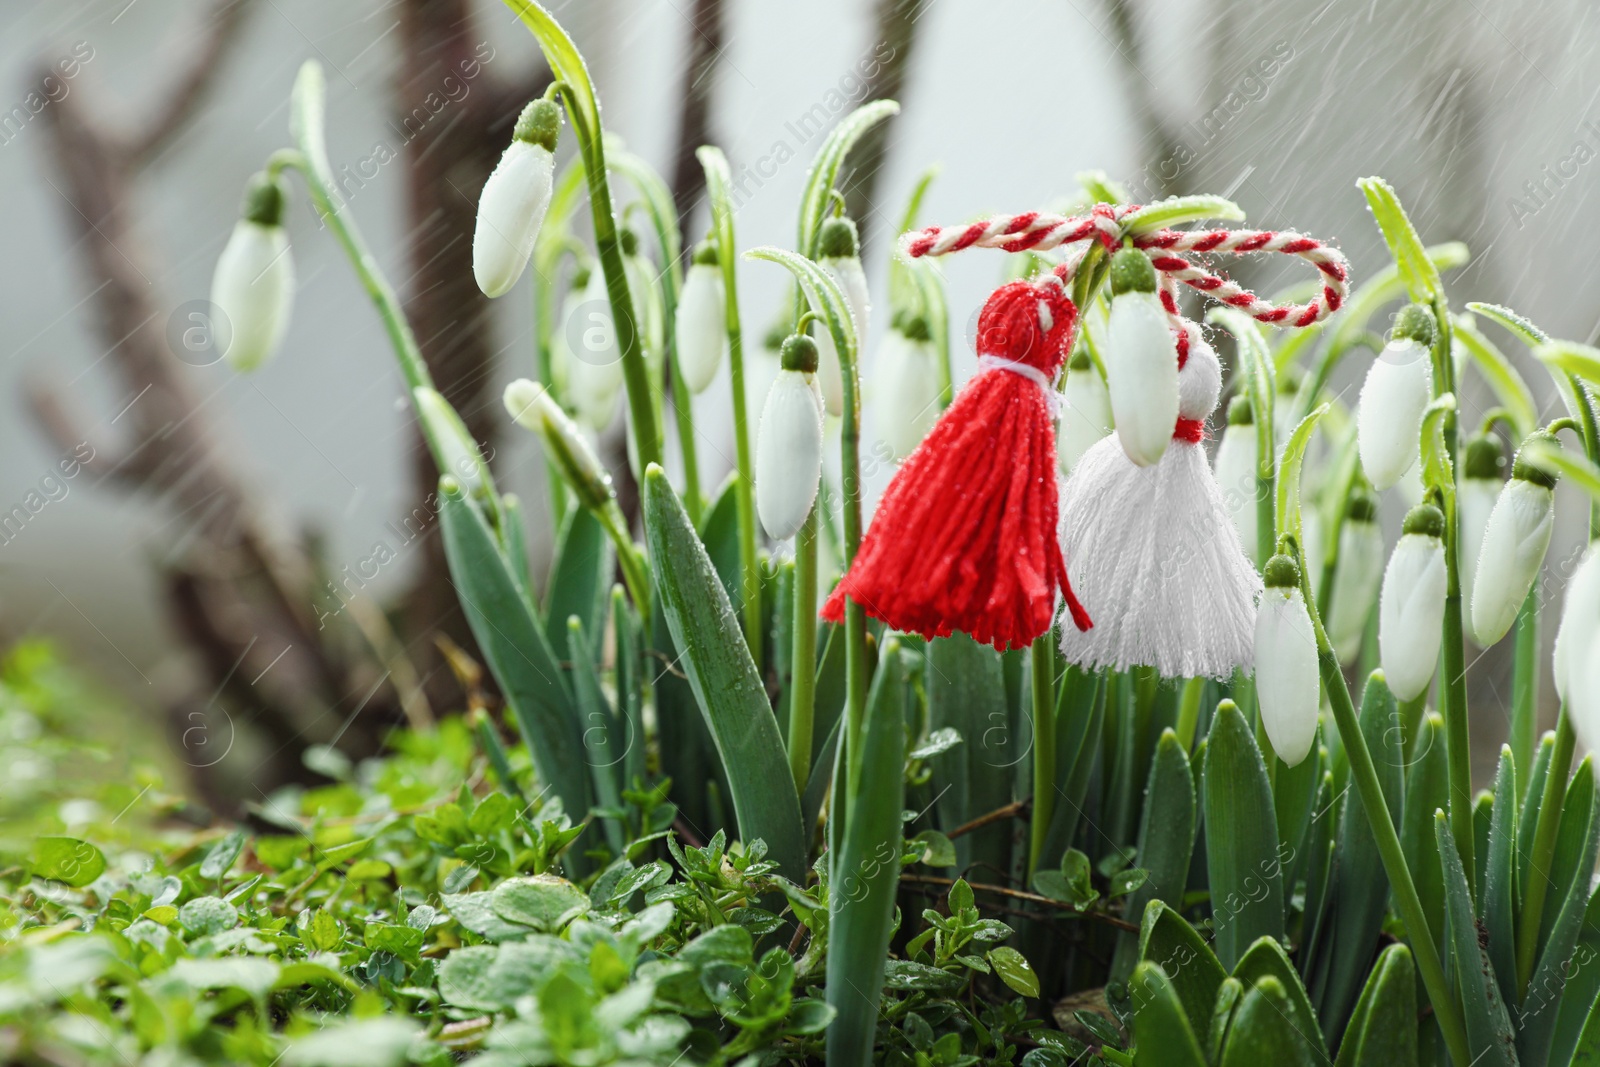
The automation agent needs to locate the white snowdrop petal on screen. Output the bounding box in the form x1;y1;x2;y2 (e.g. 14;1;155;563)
1255;586;1320;766
1555;547;1600;708
565;272;625;430
1471;479;1554;645
1357;340;1432;490
1576;630;1600;766
1457;477;1500;622
1107;291;1178;467
1058;364;1113;473
1327;520;1386;664
472;141;554;298
873;330;942;460
756;371;824;540
1378;532;1448;700
1214;426;1259;565
675;263;726;394
211;220;294;372
824;256;871;348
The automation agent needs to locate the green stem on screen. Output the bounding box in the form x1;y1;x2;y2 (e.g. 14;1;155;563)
1430;293;1474;895
1517;711;1575;995
556;84;663;474
1028;634;1056;876
1175;677;1204;751
1296;537;1471;1067
788;505;819;794
597;501;652;628
839;326;868;797
1509;585;1539;791
1317;648;1472;1067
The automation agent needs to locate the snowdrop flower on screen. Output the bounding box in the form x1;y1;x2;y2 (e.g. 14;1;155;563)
675;241;726;394
1326;489;1386;663
211;171;294;372
1471;433;1557;645
756;332;825;540
1105;248;1178;467
1458;432;1507;630
813;216;869;416
1554;546;1600;712
1379;503;1448;701
565;268;625;430
473;98;559;298
1215;395;1260;565
1057;348;1113;473
1255;553;1320;766
874;315;941;460
1357;304;1435;490
621;228;665;362
504;378;612;511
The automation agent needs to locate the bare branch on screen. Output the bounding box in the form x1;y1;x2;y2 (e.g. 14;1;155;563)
126;0;260;164
668;0;726;238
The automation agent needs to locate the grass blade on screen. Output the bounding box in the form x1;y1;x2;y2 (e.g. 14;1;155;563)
1333;944;1417;1066
1130;962;1208;1066
1435;810;1518;1067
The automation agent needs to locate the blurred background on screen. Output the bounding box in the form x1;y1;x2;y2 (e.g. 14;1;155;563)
1;0;1595;807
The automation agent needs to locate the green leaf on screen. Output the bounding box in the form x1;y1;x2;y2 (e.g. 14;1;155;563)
1571;992;1600;1064
926;633;1013;878
1358;177;1441;301
1313;671;1403;1043
363;921;425;960
1129;962;1207;1067
282;1017;419;1067
1334;943;1417;1067
566;615;623;853
1035;849;1099;910
1482;747;1520;1014
1112;730;1194;980
544;505;612;663
795;99;900;257
200;830;246;881
1518;436;1600;504
1400;713;1447;966
744;246;858;385
1549;887;1600;1065
1231;938;1326;1064
437;478;593;827
1122;195;1245;234
1435;811;1517;1067
178;895;238;936
1218;976;1313;1066
1275;404;1331;552
1452;316;1538;439
1466;300;1550;347
1209;307;1276;511
1521;756;1600;1066
1138;901;1227;1038
642;466;805;880
1418;394;1457;499
491;874;588;932
169;957;281;1000
31;837;105;887
825;640;909;1067
988;946;1040;998
1204;701;1283;970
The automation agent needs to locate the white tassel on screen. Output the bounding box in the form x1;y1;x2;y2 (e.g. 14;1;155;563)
1059;330;1261;679
1378;504;1448;701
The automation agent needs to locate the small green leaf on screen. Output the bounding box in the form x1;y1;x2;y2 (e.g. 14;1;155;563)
1276;404;1331;550
1122;195;1245;234
1358;176;1441;300
911;830;956;868
1218;976;1313;1066
989;946;1040;997
169;958;281;1000
1138;901;1227;1037
364;921;425;960
305;909;343;952
31;837;105;887
490;874;589;932
178;895;238;936
199;830;246;881
281;1016;419;1067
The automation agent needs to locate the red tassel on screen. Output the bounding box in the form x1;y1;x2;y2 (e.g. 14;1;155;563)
821;277;1092;651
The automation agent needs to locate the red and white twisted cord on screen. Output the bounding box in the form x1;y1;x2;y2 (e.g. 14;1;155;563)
901;207;1350;328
